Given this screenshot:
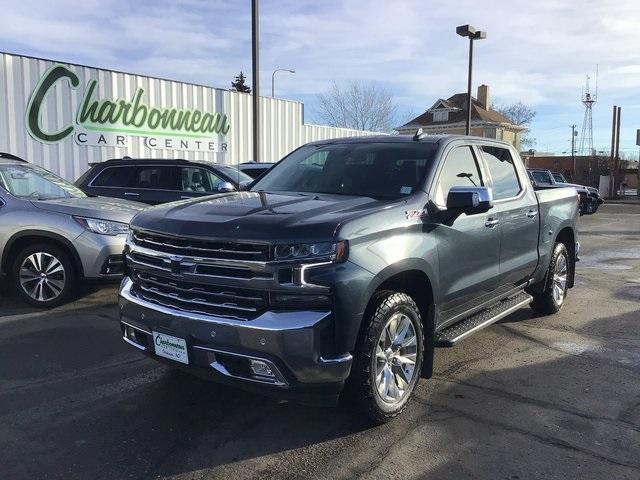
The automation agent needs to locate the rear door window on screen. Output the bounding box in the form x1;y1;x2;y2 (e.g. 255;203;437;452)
480;146;521;200
134;166;179;190
530;170;553;185
91;167;136;188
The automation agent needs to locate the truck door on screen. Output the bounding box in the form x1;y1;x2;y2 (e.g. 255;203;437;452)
432;145;501;314
478;145;539;288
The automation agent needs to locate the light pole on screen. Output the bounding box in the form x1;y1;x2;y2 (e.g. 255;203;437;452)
570;124;577;179
271;69;295;98
456;24;486;136
251;0;260;162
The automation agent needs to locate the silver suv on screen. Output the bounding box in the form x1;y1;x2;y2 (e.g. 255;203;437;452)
0;156;145;307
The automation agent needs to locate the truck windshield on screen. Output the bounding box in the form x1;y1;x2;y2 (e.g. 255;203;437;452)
0;164;87;200
251;142;438;199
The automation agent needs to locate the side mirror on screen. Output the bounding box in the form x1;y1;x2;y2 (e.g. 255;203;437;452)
446;186;493;214
216;181;236;193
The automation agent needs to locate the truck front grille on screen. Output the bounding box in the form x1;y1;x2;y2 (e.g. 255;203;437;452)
130;270;268;320
132;231;270;261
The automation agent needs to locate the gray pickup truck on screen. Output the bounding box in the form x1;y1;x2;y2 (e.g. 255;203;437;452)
119;134;579;422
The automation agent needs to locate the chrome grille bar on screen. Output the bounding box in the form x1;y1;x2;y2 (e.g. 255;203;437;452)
135;283;259;312
132;231;269;261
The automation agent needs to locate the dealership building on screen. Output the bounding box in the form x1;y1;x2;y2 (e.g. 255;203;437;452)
0;52;377;182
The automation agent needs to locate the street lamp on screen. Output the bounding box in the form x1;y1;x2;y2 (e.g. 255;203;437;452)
456;24;486;136
252;0;259;162
271;68;295;97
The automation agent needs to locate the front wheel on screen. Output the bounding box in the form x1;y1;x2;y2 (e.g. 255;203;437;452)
346;291;424;423
529;242;569;315
12;244;76;307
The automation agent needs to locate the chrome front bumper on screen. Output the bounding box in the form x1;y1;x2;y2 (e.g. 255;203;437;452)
118;277;353;389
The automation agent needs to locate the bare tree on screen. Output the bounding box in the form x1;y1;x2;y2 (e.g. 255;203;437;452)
316;81;397;132
493;101;536;147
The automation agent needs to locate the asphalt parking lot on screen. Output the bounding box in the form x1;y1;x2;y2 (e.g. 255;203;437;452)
1;203;639;480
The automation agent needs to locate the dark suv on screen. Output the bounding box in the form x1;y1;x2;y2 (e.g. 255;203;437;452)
75;158;253;205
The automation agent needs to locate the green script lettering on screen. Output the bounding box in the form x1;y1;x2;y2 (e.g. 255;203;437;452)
28;64;232;143
26;65;79;142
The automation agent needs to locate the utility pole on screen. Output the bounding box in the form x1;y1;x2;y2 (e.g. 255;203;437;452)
614;106;621;197
251;0;260;162
570;124;576;180
609;106;620;199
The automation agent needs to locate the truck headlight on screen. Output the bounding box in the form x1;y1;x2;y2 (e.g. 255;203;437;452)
74;216;129;236
274;240;348;262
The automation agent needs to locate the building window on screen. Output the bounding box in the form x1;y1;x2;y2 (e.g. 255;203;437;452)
483;128;496;139
433;110;449;122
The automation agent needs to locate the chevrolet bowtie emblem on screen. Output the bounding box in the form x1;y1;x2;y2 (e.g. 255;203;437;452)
169;256;183;274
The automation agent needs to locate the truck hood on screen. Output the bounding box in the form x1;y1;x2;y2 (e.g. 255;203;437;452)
131;191;390;242
32;196;146;223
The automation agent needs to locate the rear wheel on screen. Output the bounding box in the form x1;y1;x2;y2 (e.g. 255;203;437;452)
12;244;76;307
530;242;569;315
346;291;424;423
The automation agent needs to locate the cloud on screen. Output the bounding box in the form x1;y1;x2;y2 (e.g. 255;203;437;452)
0;0;639;152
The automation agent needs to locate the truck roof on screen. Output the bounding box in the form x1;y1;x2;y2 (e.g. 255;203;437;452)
305;134;513;147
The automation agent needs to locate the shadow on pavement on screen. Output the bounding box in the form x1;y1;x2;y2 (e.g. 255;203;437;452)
2;294;638;479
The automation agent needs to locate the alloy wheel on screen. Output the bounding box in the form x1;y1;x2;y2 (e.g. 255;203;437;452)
552;252;568;305
374;312;418;403
19;252;66;303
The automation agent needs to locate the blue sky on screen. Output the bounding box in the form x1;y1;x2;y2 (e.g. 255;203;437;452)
1;0;639;156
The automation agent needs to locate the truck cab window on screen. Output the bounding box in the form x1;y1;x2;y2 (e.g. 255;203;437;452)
434;146;483;206
481;146;521;200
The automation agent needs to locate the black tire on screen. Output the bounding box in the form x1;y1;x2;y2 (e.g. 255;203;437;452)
346;290;424;424
11;243;76;308
529;242;569;315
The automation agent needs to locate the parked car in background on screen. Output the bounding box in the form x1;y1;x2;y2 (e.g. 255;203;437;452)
238;161;277;180
551;171;603;212
75;158;254;205
527;168;602;214
0;154;145;307
119;134;579;422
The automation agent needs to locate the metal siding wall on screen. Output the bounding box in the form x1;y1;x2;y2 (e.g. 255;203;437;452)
0;52;381;181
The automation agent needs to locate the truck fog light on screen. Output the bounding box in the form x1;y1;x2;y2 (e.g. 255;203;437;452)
249;359;275;377
125;326;136;341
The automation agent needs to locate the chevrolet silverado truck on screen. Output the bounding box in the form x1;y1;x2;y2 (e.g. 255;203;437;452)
119;134;579;422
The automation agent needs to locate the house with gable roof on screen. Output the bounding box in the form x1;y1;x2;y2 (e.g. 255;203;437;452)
397;85;524;150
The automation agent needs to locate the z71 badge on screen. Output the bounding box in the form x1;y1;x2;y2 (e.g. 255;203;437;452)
405;209;429;220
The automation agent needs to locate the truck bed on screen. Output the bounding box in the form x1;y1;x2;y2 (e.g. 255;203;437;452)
534;186;579;277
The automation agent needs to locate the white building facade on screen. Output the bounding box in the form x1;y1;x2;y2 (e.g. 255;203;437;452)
0;52;379;181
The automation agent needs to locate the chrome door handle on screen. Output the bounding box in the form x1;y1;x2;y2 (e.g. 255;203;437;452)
526;210;538;218
123;192;140;196
485;218;500;228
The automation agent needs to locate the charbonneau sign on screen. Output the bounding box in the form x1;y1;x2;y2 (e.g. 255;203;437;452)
26;64;230;152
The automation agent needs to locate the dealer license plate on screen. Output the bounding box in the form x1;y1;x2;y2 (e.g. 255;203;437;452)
152;332;189;365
